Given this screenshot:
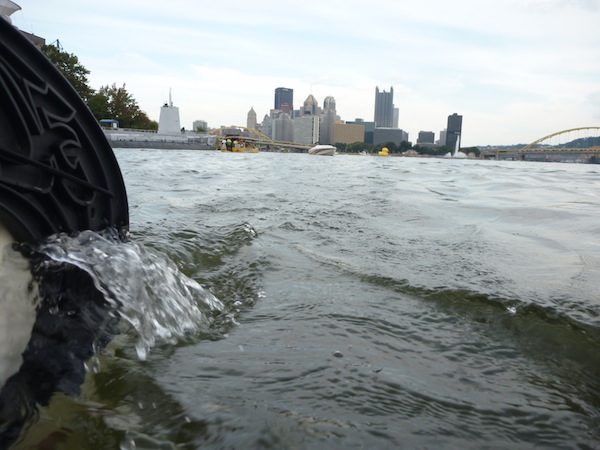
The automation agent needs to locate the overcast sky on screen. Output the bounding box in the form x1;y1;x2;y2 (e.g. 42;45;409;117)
10;0;600;146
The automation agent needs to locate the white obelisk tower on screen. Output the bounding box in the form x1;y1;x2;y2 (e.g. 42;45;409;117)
158;89;181;135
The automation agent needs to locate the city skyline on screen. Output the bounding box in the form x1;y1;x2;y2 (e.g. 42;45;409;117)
10;1;599;147
257;87;456;147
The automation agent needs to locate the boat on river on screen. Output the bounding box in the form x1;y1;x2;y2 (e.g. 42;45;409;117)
308;144;336;156
218;136;259;153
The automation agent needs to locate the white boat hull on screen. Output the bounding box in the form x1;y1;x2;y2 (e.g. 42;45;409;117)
308;145;336;156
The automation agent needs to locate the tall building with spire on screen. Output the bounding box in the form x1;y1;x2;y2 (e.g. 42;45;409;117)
374;86;395;128
300;94;319;116
158;90;181;135
247;107;257;130
319;96;336;145
294;94;320;144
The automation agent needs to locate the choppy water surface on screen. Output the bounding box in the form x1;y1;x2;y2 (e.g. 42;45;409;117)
6;150;600;449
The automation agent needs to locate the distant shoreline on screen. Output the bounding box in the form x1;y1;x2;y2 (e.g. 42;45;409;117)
102;128;215;150
109;140;213;150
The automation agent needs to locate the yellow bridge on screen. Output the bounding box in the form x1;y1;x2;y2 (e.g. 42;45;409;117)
488;127;600;158
211;126;312;151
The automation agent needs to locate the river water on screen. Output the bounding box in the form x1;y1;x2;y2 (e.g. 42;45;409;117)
3;150;600;449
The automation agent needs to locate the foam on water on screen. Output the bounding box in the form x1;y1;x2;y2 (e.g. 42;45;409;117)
35;230;225;360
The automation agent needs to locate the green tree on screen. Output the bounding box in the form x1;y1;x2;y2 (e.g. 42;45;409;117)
346;141;371;153
413;144;450;156
87;90;110;120
133;110;158;130
97;83;157;130
40;43;94;102
399;140;412;152
40;43;156;130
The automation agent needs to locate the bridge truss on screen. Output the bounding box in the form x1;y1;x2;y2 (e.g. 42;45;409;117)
486;126;600;160
520;126;600;153
210;126;312;151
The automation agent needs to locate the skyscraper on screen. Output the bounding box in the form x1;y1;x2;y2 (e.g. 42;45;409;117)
301;94;319;116
319;96;336;145
445;113;463;149
273;113;294;142
294;115;320;144
274;87;293;112
417;131;435;145
374;86;394;128
247;107;257;130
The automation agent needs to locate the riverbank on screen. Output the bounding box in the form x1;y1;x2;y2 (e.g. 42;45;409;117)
103;128;215;150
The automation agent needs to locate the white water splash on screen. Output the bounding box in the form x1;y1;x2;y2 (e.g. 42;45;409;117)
37;230;224;360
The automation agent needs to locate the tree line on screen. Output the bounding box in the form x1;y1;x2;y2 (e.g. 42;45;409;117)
41;43;158;130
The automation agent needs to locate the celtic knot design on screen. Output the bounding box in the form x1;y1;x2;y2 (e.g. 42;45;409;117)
0;20;128;241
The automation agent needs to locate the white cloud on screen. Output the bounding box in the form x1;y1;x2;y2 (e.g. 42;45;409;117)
11;0;600;146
